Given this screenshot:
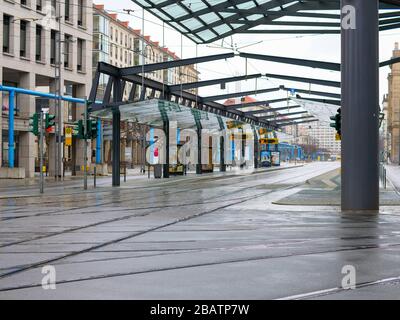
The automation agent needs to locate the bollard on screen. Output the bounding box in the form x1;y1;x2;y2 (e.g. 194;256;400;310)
124;164;127;183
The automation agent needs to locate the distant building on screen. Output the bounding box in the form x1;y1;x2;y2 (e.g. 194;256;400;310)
307;123;341;155
387;42;400;164
285;122;341;156
381;94;390;162
93;4;200;168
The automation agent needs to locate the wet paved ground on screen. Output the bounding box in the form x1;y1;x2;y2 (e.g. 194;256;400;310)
1;162;400;300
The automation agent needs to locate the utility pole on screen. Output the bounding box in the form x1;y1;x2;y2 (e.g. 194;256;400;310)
39;111;44;194
53;1;62;180
84;99;88;190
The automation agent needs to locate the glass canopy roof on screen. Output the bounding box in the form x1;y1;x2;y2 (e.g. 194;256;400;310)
291;98;340;124
131;0;400;44
91;99;258;130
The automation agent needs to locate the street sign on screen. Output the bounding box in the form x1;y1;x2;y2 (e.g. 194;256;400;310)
65;127;72;146
260;138;279;145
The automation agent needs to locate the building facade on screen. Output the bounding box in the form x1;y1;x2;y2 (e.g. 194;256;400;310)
387;42;400;164
93;4;200;169
307;123;341;155
1;0;93;177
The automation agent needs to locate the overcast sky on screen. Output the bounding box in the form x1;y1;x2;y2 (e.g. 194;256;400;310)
99;0;400;107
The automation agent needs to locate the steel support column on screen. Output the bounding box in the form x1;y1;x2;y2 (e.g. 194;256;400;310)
112;109;121;186
163;121;170;178
341;0;379;211
253;127;259;169
220;135;226;172
196;127;202;174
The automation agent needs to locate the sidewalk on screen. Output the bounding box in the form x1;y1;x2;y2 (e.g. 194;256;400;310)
0;163;304;199
385;164;400;193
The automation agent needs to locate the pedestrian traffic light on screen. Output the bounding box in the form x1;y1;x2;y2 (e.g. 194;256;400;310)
29;113;39;136
88;119;98;139
72;120;85;139
45;114;56;130
330;108;341;140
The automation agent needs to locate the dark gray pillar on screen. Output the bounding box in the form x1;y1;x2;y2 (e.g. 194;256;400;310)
341;0;379;211
112;109;121;186
239;129;244;169
196;127;202;174
163;121;170;178
253;128;259;169
220;135;226;172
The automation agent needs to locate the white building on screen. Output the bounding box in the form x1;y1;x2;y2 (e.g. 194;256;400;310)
1;0;93;177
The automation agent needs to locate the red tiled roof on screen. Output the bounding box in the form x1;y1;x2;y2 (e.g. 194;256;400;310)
224;96;258;106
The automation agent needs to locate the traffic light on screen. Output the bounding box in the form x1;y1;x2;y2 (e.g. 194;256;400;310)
45;114;56;130
29;113;39;136
330;108;341;140
88;119;98;139
72;120;85;139
86;100;94;112
379;112;385;128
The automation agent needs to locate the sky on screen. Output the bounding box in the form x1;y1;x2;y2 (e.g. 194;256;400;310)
99;0;400;108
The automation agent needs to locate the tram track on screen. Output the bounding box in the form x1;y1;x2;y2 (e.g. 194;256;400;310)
2;236;400;294
0;166;303;219
0;171;309;281
0;164;341;294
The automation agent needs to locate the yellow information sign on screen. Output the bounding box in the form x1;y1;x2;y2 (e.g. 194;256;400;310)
65;127;72;146
259;138;279;145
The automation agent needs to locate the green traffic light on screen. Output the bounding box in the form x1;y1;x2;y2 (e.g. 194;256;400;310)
45;114;56;129
89;119;98;139
29;113;39;136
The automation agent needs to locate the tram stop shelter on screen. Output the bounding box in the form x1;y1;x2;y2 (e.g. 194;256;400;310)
90;0;400;211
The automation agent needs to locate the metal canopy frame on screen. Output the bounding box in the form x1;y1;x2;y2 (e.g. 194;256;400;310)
91;62;279;129
225;97;288;109
124;0;400;211
244;104;302;116
131;0;400;44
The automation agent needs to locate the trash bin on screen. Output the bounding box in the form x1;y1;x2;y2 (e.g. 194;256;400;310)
154;164;162;179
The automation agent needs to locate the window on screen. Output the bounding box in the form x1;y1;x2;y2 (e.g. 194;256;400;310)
21;0;28;6
93;34;99;50
3;15;11;54
110;27;113;40
65;0;71;21
50;30;57;64
35;25;42;61
77;38;84;71
78;0;84;26
36;0;42;11
64;34;72;68
20;20;28;58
